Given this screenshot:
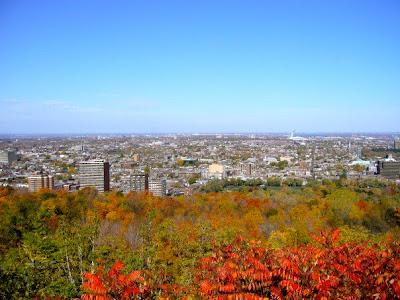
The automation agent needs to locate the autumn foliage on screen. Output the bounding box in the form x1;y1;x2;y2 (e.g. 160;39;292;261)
196;230;400;299
81;230;400;299
81;261;149;300
1;183;400;299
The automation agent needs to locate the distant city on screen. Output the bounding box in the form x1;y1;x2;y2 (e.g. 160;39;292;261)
1;132;400;195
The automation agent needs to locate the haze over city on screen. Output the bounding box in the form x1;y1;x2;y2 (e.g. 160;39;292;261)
1;0;399;134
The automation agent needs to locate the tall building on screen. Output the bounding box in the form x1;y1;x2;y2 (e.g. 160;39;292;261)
130;173;149;192
376;161;400;179
149;179;167;197
28;174;54;192
395;138;400;150
79;160;110;192
129;174;166;196
0;150;17;164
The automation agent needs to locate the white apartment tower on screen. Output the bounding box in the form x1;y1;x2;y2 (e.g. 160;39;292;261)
78;160;110;193
149;179;167;196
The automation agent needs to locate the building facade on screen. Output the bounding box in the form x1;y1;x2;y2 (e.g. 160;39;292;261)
28;174;54;192
240;162;254;177
395;139;400;150
376;161;400;179
78;160;110;192
149;179;167;197
0;150;17;164
207;163;225;179
130;173;149;192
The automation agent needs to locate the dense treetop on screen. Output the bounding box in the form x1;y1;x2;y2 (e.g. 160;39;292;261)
0;179;399;298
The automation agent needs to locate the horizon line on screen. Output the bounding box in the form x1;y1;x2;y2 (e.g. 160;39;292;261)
1;131;399;137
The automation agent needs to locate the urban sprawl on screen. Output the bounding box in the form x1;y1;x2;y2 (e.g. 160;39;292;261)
1;132;400;195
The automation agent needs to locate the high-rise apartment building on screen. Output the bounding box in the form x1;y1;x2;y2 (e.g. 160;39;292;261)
130;173;149;192
129;174;166;196
149;179;167;197
78;160;110;192
0;150;17;164
28;174;54;192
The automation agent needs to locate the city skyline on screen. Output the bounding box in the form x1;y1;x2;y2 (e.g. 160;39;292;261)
1;0;399;133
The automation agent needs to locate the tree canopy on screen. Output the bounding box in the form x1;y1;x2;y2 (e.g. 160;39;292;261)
0;180;399;298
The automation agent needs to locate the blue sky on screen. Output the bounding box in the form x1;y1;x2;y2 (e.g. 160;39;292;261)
0;0;399;133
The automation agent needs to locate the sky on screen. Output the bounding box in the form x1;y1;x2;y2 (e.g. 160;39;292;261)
0;0;399;134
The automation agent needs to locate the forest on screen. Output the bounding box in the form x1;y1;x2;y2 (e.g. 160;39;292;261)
1;179;400;299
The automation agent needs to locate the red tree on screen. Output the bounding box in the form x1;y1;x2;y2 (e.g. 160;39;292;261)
195;230;400;299
81;230;400;299
81;261;149;300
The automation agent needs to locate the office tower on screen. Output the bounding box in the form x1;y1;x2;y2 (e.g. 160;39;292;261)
130;173;149;192
376;161;400;179
0;150;17;164
79;160;110;193
149;179;167;197
28;174;54;192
